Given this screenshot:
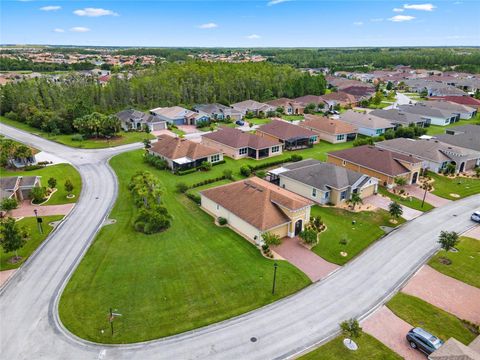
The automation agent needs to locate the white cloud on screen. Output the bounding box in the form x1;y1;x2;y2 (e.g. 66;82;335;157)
370;18;384;22
40;5;61;11
246;34;261;39
70;27;90;32
453;1;462;4
389;15;416;22
353;21;364;26
393;8;404;12
73;8;118;17
53;28;65;33
198;22;218;29
267;0;290;6
403;3;436;11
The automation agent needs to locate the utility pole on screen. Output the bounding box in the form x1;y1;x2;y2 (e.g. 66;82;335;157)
272;262;278;295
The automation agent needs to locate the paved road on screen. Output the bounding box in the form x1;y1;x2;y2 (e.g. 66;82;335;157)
1;123;479;360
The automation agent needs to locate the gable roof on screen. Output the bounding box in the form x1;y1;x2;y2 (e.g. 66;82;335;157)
201;177;313;231
116;109;165;124
202;127;281;149
280;159;365;191
370;109;428;126
398;104;457;119
429;337;480;360
150;106;198;120
257;119;318;140
430;96;480;109
150;135;220;161
301;114;357;135
265;98;303;108
328;145;422;176
340;110;395;130
230;100;274;112
294;95;325;106
436;133;480;152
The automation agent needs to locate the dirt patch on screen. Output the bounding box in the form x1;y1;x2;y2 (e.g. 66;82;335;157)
7;256;23;264
438;257;452;265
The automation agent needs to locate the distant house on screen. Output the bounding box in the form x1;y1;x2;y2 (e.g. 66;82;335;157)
150;106;209;126
116;109;167;132
0;176;41;201
404;79;468;97
299;115;357;143
370;109;428;128
327;145;423;188
230;100;276;116
398;104;459;126
148;135;223;171
200;177;313;245
256;119;319;150
201;127;283;160
339;110;395;137
376;138;480;174
418;100;477;119
429;96;480;110
319;92;357;110
294;95;325;110
436;125;480;152
341;86;376;102
193;103;243;121
269;159;378;205
265;98;305;115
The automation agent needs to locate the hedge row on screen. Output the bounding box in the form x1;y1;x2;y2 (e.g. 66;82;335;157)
248;154;303;171
175;159;226;176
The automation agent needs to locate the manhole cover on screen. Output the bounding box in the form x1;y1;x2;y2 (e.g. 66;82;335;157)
250;337;257;343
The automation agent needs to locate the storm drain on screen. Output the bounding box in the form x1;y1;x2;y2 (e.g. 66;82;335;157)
250;337;257;343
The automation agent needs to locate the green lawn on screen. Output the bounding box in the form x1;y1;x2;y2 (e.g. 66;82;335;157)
0;215;64;270
377;187;434;212
198;122;236;132
426;119;477;136
247;117;271;125
311;206;405;265
282;115;304;121
59;150;311;344
387;293;478;345
1;164;81;205
299;332;401;360
366;102;391;109
428;172;480;200
428;237;480;288
0;116;154;149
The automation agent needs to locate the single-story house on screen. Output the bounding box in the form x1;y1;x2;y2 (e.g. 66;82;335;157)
116;109;168;132
294;95;326;110
193;103;243;121
339;110;395;137
404;79;468;97
319;92;357;109
370;109;428;128
299;114;357;143
200;177;313;245
201;127;283;160
148;134;223;171
230;100;276;116
376;138;480;173
150;106;209;126
269;159;378;205
327;145;423;188
265;98;305;115
419;100;477;119
341;85;376;102
429;96;480;110
436;124;480;152
256;119;319;150
398;104;459;126
0;176;41;201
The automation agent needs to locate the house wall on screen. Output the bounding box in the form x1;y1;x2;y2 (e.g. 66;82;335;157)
465;158;479;171
208;153;224;163
274;204;311;237
201;138;243;159
356;126;392;137
149;122;167;131
358;182;377;197
424;115;457;126
279;176;329;205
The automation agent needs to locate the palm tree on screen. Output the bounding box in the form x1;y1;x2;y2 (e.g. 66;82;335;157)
348;192;363;210
388;201;403;220
420;181;432;208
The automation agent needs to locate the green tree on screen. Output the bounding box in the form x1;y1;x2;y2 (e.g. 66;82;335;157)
176;182;189;193
438;231;459;251
48;177;57;189
262;232;282;246
394;177;407;187
0;218;29;260
299;228;318;245
64;179;74;196
388;201;403;220
347;192;363;210
143;139;152;149
30;187;47;203
13;144;33;160
240;165;252;177
0;198;18;213
340;318;362;345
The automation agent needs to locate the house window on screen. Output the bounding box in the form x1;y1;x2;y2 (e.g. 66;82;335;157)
340;190;347;200
336;134;345;141
309;136;318;143
271;146;280;153
216;204;219;210
342;160;346;166
312;188;317;197
376;129;383;135
239;147;248;155
324;191;329;199
211;154;220;163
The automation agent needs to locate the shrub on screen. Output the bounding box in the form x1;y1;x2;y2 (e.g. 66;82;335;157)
186;192;201;205
71;134;84;142
218;217;228;226
353;138;374;147
299;228;318;245
30;186;47;204
255;170;266;179
143;153;168;170
0;198;18;212
240;165;252;177
339;238;348;245
261;244;270;252
200;161;212;171
134;206;171;234
177;168;197;176
290;154;303;162
176;182;189;193
24;165;45;171
262;232;281;246
47;177;57;189
223;169;233;180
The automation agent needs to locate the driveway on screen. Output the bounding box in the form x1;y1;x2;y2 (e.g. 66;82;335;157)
400;185;451;207
10;201;74;218
463;226;480;240
402;265;480;324
272;237;340;282
396;92;417;106
364;194;423;220
363;306;424;360
0;270;16;288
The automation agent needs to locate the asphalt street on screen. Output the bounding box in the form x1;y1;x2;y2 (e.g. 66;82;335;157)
0;123;478;360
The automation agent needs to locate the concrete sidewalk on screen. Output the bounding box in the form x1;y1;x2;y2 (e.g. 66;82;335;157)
10;201;74;218
364;194;423;221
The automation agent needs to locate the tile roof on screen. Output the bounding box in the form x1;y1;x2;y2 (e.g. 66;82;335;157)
116;109;165;124
320;91;357;104
150;135;220;161
301;114;357;135
150;106;198;119
257;119;318;140
294;95;324;106
202;127;281;149
201;177;313;231
340;110;395;130
429;337;480;360
370;109;427;126
265;98;303;108
430;96;480;108
328;145;422;176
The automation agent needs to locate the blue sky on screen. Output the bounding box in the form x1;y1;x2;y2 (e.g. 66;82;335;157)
1;1;479;47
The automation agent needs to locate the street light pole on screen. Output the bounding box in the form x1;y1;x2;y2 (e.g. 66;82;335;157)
272;262;278;295
33;209;43;234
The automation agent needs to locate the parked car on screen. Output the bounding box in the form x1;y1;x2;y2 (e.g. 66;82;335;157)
406;327;444;355
471;211;480;223
235;120;245;126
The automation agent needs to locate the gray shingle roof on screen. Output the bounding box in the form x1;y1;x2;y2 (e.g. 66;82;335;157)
436;133;480;152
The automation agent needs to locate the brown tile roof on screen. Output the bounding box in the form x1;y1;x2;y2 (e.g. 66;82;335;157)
429;337;480;360
201;177;313;231
257;119;318;140
301;115;357;135
320;92;357;104
429;96;480;109
294;95;324;106
328;145;422;176
265;98;303;107
202;127;281;149
150;135;219;160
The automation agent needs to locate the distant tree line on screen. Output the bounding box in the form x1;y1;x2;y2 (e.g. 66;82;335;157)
0;58;96;72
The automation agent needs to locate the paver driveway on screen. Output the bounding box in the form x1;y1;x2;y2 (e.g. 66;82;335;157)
10;201;74;218
0;270;16;288
402;265;480;324
273;237;340;282
363;306;425;360
364;194;423;220
464;226;480;240
400;185;451;207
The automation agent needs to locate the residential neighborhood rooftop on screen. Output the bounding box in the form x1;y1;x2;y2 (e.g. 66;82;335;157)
257;119;318;140
202;127;281;149
340;110;395;130
301;114;357;134
150;134;219;161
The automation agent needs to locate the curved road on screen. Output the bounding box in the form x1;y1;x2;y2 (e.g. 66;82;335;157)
1;123;478;360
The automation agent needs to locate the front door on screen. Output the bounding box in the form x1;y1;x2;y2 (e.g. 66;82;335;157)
294;219;302;236
412;172;418;184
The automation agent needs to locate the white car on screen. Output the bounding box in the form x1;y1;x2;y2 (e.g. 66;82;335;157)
471;211;480;223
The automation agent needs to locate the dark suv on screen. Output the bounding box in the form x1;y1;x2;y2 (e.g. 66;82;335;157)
406;327;444;355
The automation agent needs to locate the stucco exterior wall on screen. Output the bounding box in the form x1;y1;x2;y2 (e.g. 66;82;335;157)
279;176;329;205
201;138;245;160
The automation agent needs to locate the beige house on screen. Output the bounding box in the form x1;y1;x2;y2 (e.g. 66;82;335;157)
265;98;305;115
0;176;41;201
201;127;283;160
299;115;358;144
200;177;313;245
